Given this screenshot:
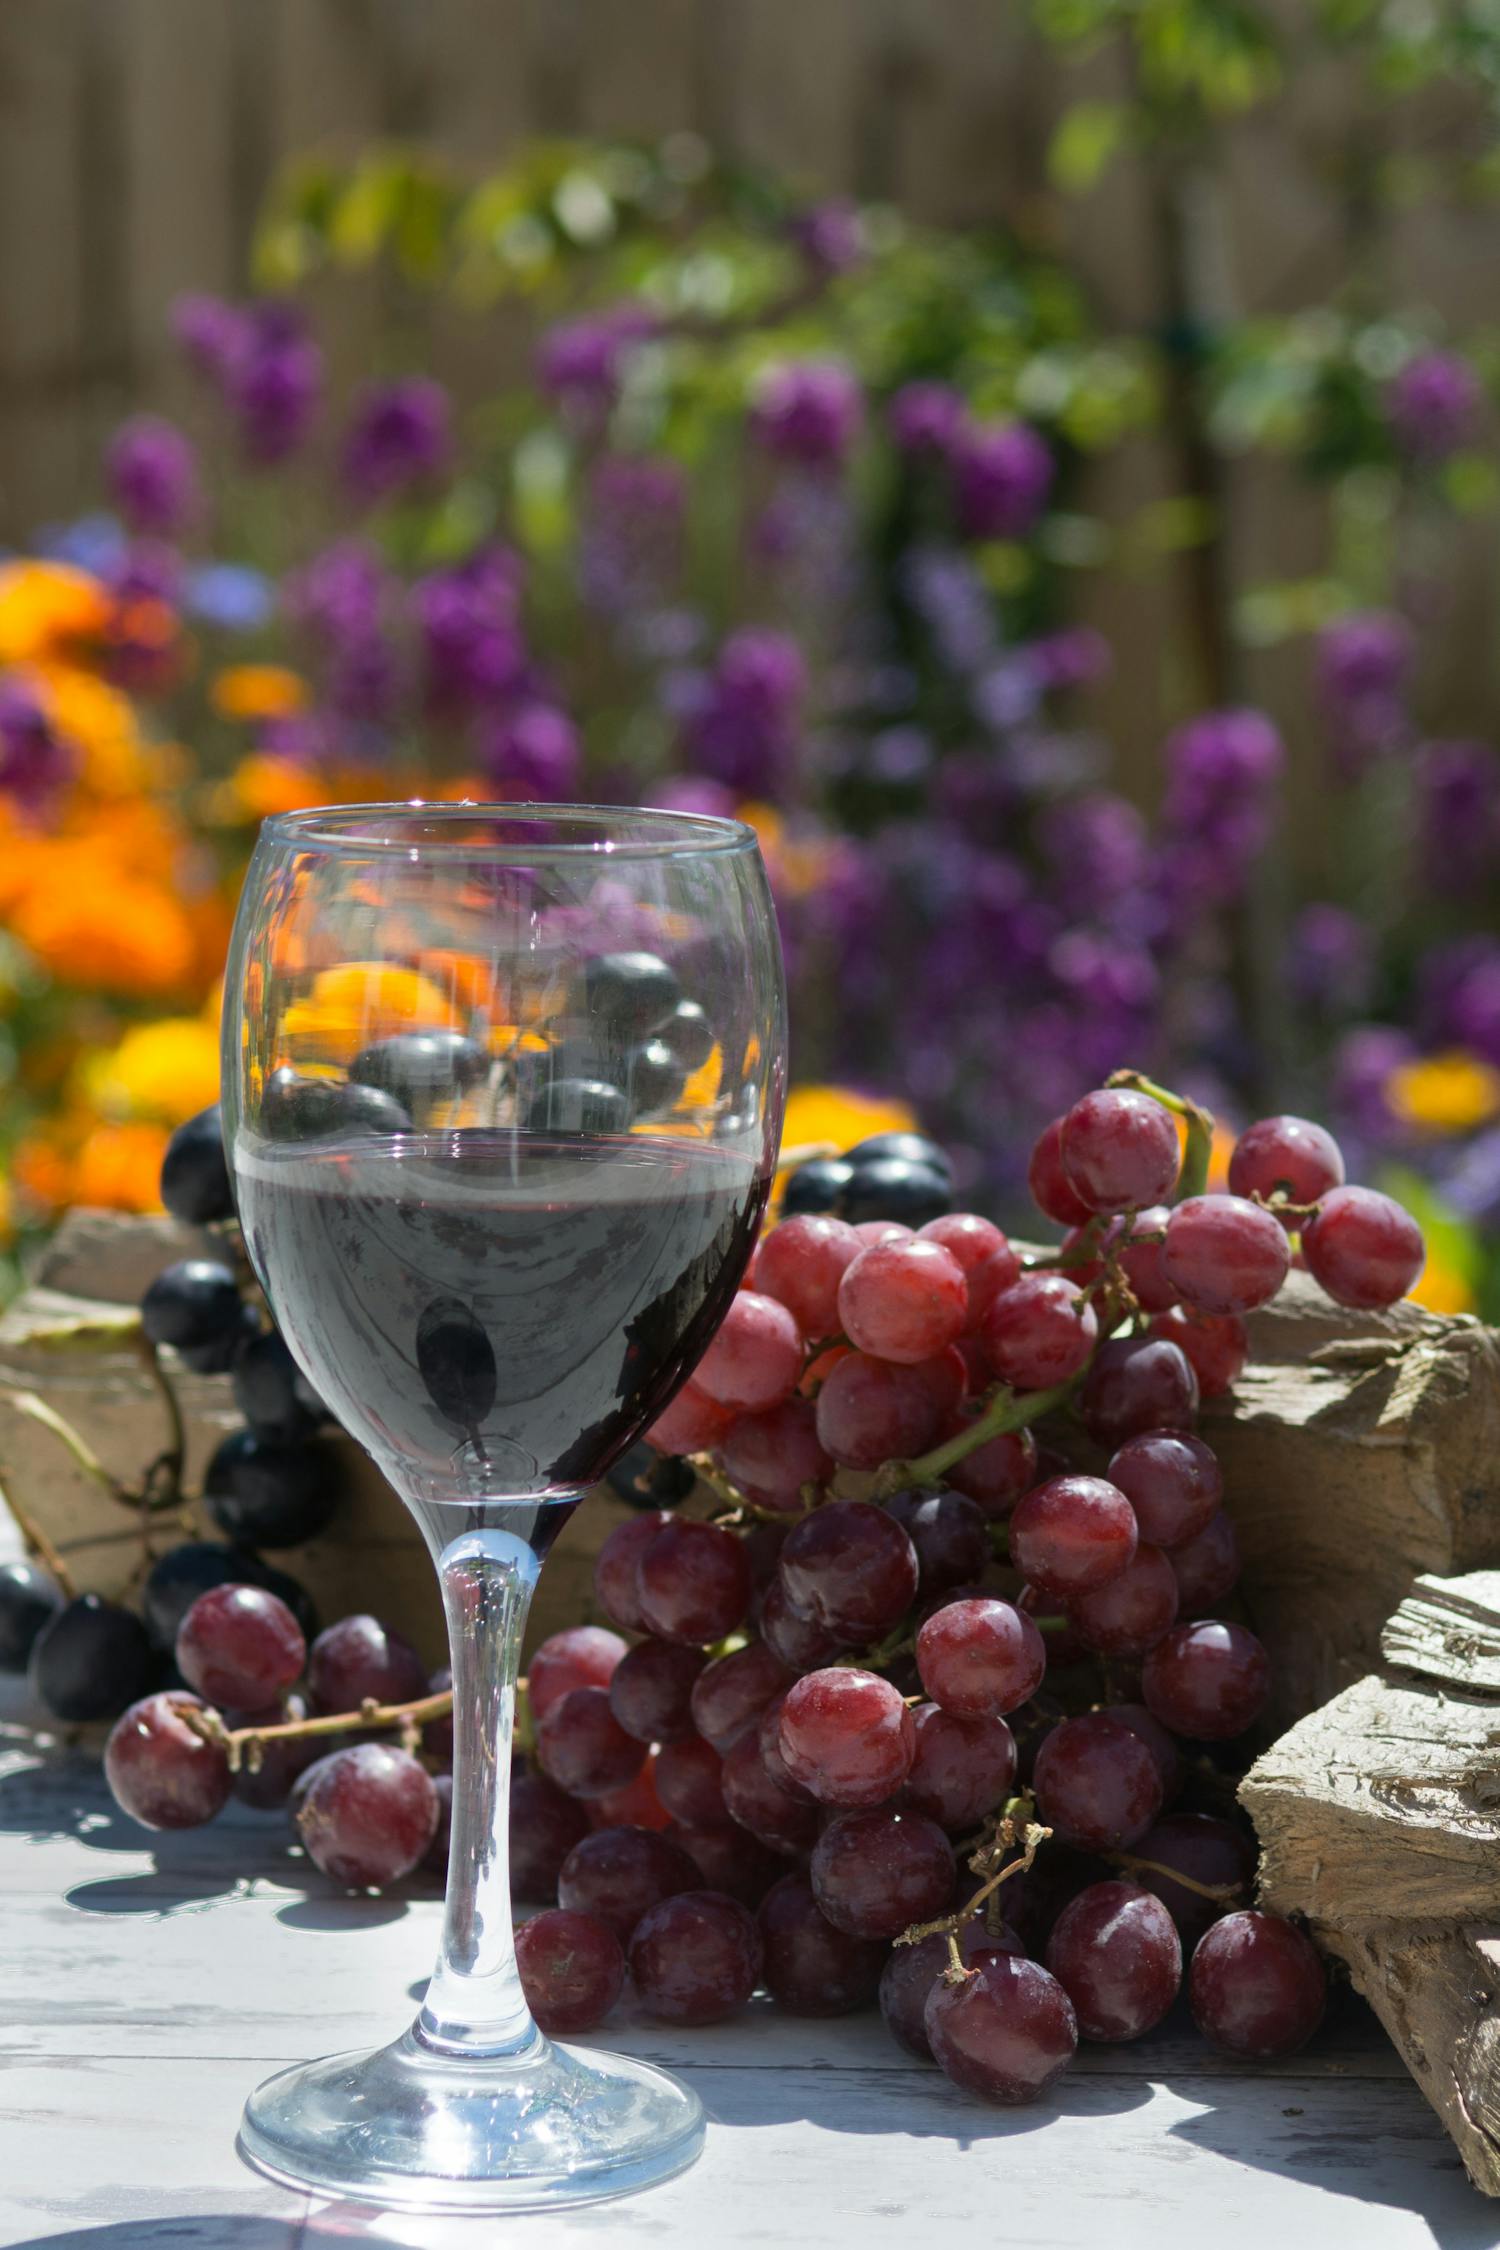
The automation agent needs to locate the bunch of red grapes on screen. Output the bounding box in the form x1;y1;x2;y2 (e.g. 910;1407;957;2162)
91;1079;1424;2110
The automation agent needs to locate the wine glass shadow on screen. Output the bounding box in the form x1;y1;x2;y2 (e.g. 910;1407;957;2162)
7;2222;300;2250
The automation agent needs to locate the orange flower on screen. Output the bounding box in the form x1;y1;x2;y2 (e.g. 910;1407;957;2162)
212;665;309;722
230;752;331;819
71;1121;168;1212
10;851;197;995
0;561;111;666
12;1135;72;1217
30;663;150;797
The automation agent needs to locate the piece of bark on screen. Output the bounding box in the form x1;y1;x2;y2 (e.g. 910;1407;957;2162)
1242;1568;1500;2195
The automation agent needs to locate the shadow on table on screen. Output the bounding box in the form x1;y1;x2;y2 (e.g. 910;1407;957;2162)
8;2223;297;2250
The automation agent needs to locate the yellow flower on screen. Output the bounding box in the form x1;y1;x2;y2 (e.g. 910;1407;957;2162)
1408;1247;1476;1316
780;1085;918;1164
212;665;309;722
0;1172;13;1246
84;1016;222;1125
0;561;111;665
1386;1049;1500;1136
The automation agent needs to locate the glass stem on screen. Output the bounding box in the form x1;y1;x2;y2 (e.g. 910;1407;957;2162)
407;1498;550;2063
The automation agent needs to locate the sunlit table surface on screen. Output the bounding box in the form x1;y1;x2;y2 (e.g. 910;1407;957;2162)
2;1676;1495;2250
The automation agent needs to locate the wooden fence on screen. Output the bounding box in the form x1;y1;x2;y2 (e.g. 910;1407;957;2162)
0;0;1496;785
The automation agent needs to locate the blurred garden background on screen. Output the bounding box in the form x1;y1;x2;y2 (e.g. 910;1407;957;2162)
2;0;1500;1310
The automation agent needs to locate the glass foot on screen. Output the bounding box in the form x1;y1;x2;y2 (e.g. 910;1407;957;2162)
238;2025;705;2213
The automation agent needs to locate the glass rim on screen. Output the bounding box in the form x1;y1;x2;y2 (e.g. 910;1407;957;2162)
260;800;761;863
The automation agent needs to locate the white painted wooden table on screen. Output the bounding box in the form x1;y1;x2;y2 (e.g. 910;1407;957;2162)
2;1678;1496;2250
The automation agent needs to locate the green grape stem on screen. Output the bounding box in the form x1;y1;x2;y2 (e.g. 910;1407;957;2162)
881;1376;1080;1493
1106;1067;1216;1203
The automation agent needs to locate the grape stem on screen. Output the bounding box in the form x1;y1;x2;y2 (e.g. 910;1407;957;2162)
0;1472;79;1597
879;1376;1080;1493
1107;1067;1216;1203
896;1801;1051;1977
1108;1848;1246;1905
137;1337;185;1506
180;1687;455;1774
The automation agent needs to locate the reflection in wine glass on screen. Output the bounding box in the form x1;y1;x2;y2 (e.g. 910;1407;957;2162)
221;804;785;2211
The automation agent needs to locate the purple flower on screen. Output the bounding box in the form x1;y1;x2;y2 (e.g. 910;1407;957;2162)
286;541;398;722
411;546;528;712
1286;903;1374;1016
951;420;1053;540
1436;1127;1500;1225
888;382;967;457
750;361;863;469
683;628;807;798
901;546;995;675
1316;609;1411;774
111;540;184;606
1156;708;1284;919
341;378;453;506
105;415;200;536
580;455;686;615
482;704;581;802
537;304;659;419
229;304;323;465
1428;943;1500;1067
1416;739;1500;892
0;678;72;810
1022;628;1112;695
1333;1024;1415;1144
1387;350;1482;462
1037;793;1149;913
790;200;865;275
640;775;739;821
171;293;251;384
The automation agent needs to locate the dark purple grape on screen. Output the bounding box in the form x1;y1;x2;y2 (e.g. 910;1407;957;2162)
671;1821;784;1907
1169;1512;1242;1614
637;1517;753;1646
528;1625;626;1719
140;1259;243;1353
1106;1431;1223;1550
1080;1336;1198;1449
777;1667;914;1808
175;1583;305;1710
759;1576;843;1671
884;1486;989;1594
556;1823;699;1943
903;1703;1017;1831
1067;1544;1178;1658
653;1734;727;1829
629;1889;762;2023
1133;1813;1257;1949
307;1612;428;1714
879;1917;1024;2059
593;1510;672;1634
1107;1704;1182;1806
1009;1477;1138;1601
159;1104;233;1224
1141;1621;1270;1740
925;1952;1077;2103
204;1429;340;1550
721;1729;820;1856
510;1762;590;1900
104;1691;232;1829
30;1594;154;1722
1032;1712;1163;1852
296;1743;438;1886
779;1500;919;1642
758;1872;886;2016
232;1328;325;1444
1044;1880;1181;2041
689;1640;788;1752
0;1559;64;1673
810;1809;953;1941
915;1596;1046;1717
608;1637;705;1744
1189;1910;1326;2057
516;1908;625;2034
536;1685;646;1798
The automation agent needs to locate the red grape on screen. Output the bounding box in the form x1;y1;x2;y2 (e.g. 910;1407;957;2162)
307;1613;427;1715
981;1274;1098;1391
1080;1334;1198;1447
1228;1115;1345;1211
1060;1088;1181;1216
853;1220;914;1246
945;1424;1038;1518
837;1239;969;1364
758;1575;844;1671
629;1890;762;2024
535;1685;646;1798
105;1692;232;1830
1018;1584;1087;1665
915;1596;1046;1717
593;1510;672;1633
296;1742;438;1887
1141;1621;1270;1740
1067;1543;1178;1657
510;1762;591;1899
588;1756;671;1832
689;1639;788;1752
671;1822;783;1907
653;1735;728;1828
918;1214;1020;1324
810;1808;954;1940
1117;1208;1179;1313
756;1690;812;1794
515;1908;624;2033
1107;1430;1222;1550
556;1823;699;1941
814;1350;948;1468
721;1728;821;1855
644;1382;733;1455
637;1517;752;1646
528;1625;626;1720
1163;1195;1290;1315
1010;1476;1138;1600
1107;1704;1182;1805
607;1637;705;1744
1189;1910;1326;2057
1301;1184;1425;1309
694;1291;804;1411
926;1952;1078;2104
1029;1117;1095;1227
884;1486;989;1592
1148;1305;1248;1398
1132;1812;1256;1949
717;1397;831;1511
777;1667;915;1807
754;1214;863;1337
880;1918;1024;2059
903;1702;1017;1830
758;1873;887;2016
779;1500;919;1641
175;1585;305;1711
1032;1712;1163;1851
1169;1510;1242;1613
228;1693;322;1811
1045;1880;1181;2041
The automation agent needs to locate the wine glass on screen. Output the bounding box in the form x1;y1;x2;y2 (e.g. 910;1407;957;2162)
220;803;785;2212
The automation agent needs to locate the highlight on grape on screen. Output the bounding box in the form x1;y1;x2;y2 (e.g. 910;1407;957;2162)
2;1067;1417;2112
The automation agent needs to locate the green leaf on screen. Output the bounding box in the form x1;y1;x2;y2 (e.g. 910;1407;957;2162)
1049;101;1129;194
